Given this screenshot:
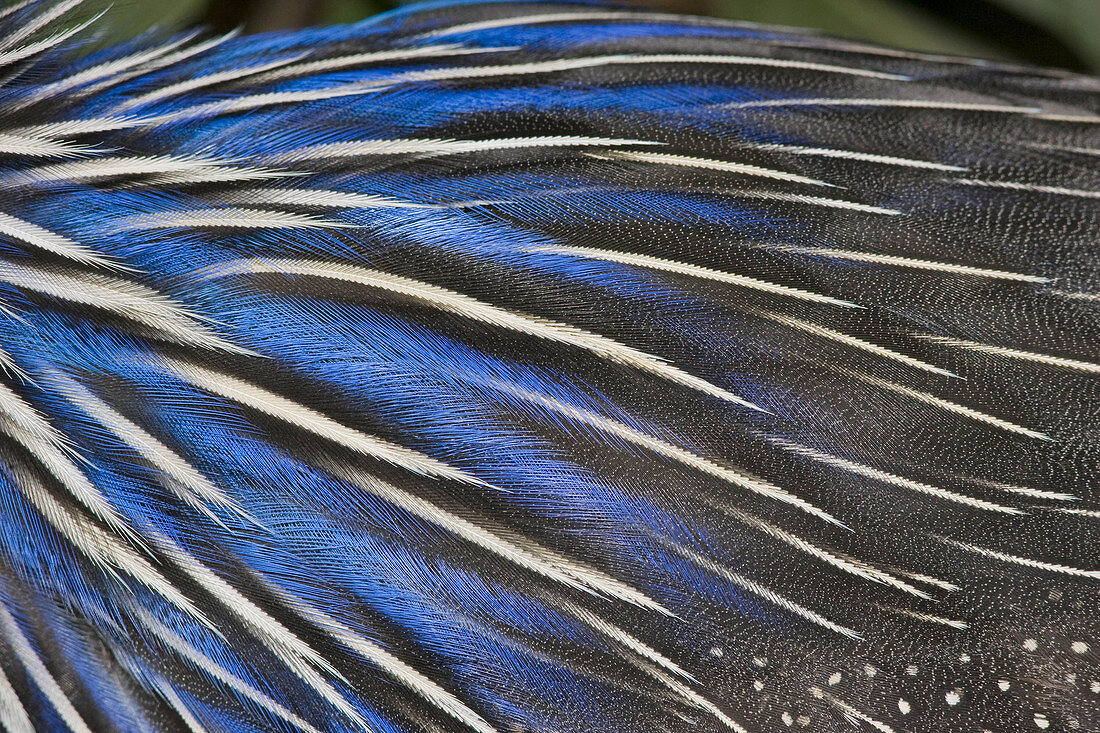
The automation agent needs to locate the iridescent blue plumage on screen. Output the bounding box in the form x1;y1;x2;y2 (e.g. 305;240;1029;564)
0;1;1098;731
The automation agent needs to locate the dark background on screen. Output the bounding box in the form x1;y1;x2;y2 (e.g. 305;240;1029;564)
99;0;1100;73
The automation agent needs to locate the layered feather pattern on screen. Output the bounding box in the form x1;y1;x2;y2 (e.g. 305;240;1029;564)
0;1;1098;731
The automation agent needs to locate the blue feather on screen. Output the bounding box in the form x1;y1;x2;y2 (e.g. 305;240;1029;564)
0;1;1098;731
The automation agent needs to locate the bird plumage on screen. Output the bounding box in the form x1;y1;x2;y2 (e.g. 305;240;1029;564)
0;1;1097;731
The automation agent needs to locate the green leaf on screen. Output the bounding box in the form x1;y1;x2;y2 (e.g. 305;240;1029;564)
989;0;1100;70
710;0;1017;62
323;0;396;25
93;0;209;42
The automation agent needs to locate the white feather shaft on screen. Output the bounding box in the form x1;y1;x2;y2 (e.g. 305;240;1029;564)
212;258;766;411
0;603;93;733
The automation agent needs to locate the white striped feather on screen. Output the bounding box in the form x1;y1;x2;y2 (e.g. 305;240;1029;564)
320;458;668;613
725;98;1039;113
494;379;838;524
729;510;931;598
11;154;290;186
9;116;153;139
161;359;490;486
724;188;902;215
750;142;965;171
147;84;382;121
589;150;839;187
0;653;34;733
0;0;84;51
376;53;910;84
1031;112;1100;123
110;54;309;113
150;534;372;730
0;262;247;354
122;208;348;230
0;211;115;268
261;587;500;733
813;688;897;733
771;244;1050;282
129;606;324;733
943;538;1100;579
415;10;692;39
47;371;250;521
81;31;242;96
208;258;768;411
0;11;104;70
960;476;1077;502
0;379;135;536
0;4;1093;732
956;178;1100;199
648;667;748;732
151;678;209;733
671;542;861;639
269;135;661;164
252;44;515;83
847;370;1050;441
531;244;859;307
563;602;746;732
761;312;958;377
898;571;959;593
771;438;1023;514
0;602;93;733
0;133;94;158
0;460;207;625
221;187;426;210
20;31;202;104
878;606;970;629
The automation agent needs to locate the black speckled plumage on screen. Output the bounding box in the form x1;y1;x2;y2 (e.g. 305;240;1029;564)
0;1;1096;731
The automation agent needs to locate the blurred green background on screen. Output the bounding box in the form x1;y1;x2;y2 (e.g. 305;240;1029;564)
101;0;1100;72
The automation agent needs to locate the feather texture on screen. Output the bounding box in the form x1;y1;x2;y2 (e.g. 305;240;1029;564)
0;1;1097;732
